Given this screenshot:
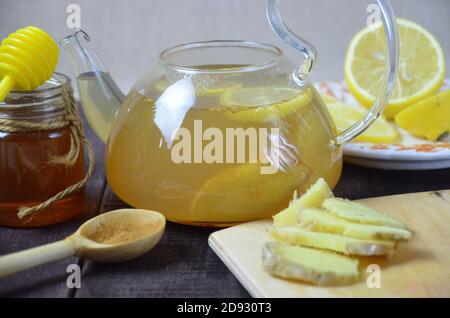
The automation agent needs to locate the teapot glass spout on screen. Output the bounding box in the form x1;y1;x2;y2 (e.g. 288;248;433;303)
60;29;125;143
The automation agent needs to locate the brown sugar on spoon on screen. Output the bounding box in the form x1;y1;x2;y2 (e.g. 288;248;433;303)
86;221;156;245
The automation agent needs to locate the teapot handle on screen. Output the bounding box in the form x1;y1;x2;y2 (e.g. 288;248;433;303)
266;0;399;145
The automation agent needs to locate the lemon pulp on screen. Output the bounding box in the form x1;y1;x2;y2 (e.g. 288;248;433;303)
345;18;446;119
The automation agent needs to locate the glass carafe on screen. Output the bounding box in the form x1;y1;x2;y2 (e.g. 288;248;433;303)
63;0;399;226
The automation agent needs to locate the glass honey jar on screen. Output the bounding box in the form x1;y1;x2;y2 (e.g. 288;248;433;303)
0;73;91;228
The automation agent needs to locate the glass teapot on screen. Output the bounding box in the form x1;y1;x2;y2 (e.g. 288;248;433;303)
61;0;399;226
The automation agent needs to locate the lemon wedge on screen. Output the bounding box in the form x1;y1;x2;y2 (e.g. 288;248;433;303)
322;94;397;143
395;89;450;141
220;87;311;122
345;18;446;119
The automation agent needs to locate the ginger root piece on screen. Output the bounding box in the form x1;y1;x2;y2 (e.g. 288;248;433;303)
298;208;412;241
262;242;359;286
273;178;334;227
323;198;407;229
270;226;397;256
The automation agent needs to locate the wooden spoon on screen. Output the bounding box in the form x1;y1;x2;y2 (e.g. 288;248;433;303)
0;209;166;278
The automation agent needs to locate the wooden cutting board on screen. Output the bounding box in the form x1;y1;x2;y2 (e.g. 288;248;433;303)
209;190;450;298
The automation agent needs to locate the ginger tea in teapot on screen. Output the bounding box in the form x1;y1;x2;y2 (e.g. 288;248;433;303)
62;0;399;226
105;59;343;226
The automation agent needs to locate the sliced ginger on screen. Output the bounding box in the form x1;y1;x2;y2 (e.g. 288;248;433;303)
323;198;407;229
262;242;359;286
273;178;334;227
298;208;412;241
263;178;412;286
271;226;396;256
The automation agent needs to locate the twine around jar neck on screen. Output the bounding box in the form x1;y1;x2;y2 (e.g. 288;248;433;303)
0;84;95;220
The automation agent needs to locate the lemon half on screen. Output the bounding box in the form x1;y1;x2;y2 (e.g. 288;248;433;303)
345;19;446;119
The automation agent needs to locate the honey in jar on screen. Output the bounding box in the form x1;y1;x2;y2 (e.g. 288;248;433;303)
0;73;86;228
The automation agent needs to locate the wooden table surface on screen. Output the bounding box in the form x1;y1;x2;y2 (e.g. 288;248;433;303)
1;112;449;298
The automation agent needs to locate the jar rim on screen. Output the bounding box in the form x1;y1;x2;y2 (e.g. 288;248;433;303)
0;73;72;121
159;40;283;74
0;73;71;109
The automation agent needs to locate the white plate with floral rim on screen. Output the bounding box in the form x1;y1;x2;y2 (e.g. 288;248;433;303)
315;79;450;171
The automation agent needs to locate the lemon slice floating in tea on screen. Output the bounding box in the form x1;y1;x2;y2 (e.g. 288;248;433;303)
220;87;311;122
322;94;398;144
395;89;450;141
153;78;242;95
198;81;242;96
190;163;310;223
345;18;446;119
